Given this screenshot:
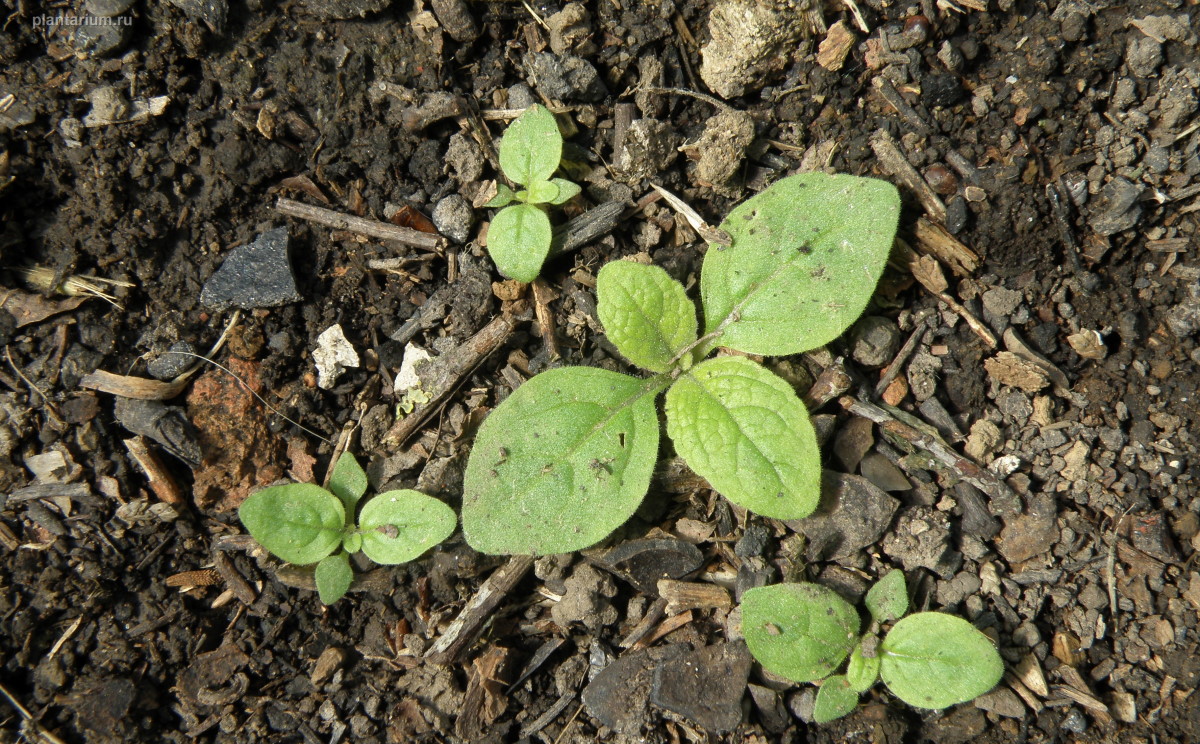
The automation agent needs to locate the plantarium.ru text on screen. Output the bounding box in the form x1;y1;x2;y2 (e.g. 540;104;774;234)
461;171;901;555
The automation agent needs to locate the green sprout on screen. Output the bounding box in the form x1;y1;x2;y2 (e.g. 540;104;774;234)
461;172;901;555
239;452;456;604
484;104;583;283
742;570;1004;722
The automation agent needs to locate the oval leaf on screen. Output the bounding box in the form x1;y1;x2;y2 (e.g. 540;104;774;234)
525;179;560;204
865;568;908;624
487;203;552;283
498;104;562;186
328;451;368;516
701;173;900;355
315;552;353;604
845;642;881;693
547;178;581;205
239;484;345;565
597;261;698;373
879;613;1004;709
665;357;821;519
358;489;457;565
462;368;661;555
742;583;859;683
484;183;516;208
813;676;858;724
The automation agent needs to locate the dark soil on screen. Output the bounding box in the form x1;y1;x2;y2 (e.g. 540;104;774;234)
2;0;1200;742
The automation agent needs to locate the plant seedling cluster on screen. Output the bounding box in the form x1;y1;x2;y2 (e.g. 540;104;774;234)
484;104;583;283
742;571;1004;722
239;452;456;604
462;172;901;555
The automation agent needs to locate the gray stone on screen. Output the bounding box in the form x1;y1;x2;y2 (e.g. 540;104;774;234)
996;493;1058;564
527;53;606;102
1088;177;1142;236
945;195;969;234
167;0;228;31
850;315;901;368
147;341;196;380
974;687;1025;718
981;287;1022;319
432;194;473;244
1125;36;1162;77
650;642;751;732
200;228;302;311
445;132;484;184
859;452;911;492
298;0;389;19
86;0;137;16
790;471;900;561
72;17;132;58
582;645;688;735
430;0;479;43
881;505;961;579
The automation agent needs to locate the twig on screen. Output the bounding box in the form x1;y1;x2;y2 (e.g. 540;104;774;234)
839;395;1018;507
548;200;627;258
123;436;187;507
425;555;536;664
531;278;561;361
873;318;929;398
6;345;63;424
842;0;871;32
0;681;68;744
871;78;932;136
275;197;443;251
869;128;945;223
650;183;732;246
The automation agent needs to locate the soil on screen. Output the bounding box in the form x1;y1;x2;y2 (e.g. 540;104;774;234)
2;0;1200;742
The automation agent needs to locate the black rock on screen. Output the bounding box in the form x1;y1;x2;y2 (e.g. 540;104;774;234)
921;73;963;108
72;16;132;58
147;340;196;380
581;645;688;735
297;0;390;19
528;53;607;102
200;227;301;311
650;642;752;733
597;538;704;595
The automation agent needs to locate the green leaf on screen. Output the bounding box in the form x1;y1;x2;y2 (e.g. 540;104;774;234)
358;489;457;565
865;569;909;623
741;583;859;683
813;676;858;723
700;173;900;356
239;484;345;565
462;368;662;555
498;104;562;186
487;203;552;283
525;179;560;204
597;261;698;373
484;183;516;208
547;178;581;205
879;613;1004;709
328;452;368;517
343;532;363;553
845;641;881;693
314;552;353;604
665;357;821;519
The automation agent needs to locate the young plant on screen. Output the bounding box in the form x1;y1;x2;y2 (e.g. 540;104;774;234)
239;452;456;604
461;172;900;555
484;104;583;283
741;571;1004;722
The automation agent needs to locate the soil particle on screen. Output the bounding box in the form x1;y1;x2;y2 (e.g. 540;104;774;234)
699;0;807;99
791;471;899;562
849;315;902;368
527;53;607;102
880;505;960;579
650;641;752;733
689;109;756;195
552;563;619;630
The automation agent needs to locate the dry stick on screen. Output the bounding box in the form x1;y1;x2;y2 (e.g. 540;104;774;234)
275;197;443;251
123;436;187;507
382;305;529;448
425;555;536;665
871;77;933;136
873;318;929;398
0;681;68;744
839;395;1018;506
531;278;561;361
870;128;945;223
547;200;627;258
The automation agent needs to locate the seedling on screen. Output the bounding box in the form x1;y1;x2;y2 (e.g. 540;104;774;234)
239;452;456;604
461;172;900;555
742;571;1004;722
484;104;583;282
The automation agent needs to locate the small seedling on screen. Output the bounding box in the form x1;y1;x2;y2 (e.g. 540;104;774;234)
239;452;456;604
484;104;583;282
742;571;1004;722
461;172;900;555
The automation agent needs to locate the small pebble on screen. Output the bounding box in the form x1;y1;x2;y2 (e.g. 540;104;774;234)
1061;707;1087;733
850;315;901;368
432;194;473;244
147;341;196;380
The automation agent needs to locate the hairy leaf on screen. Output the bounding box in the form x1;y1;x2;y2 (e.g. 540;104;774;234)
498;104;562;186
813;676;858;723
525;179;560;204
880;613;1004;709
239;484;345;565
547;178;582;205
462;368;662;555
315;552;353;604
484;183;516;208
865;569;908;623
487;203;552;283
846;642;881;693
742;583;859;683
342;532;363;554
597;261;697;373
358;489;457;565
701;173;900;355
665;357;820;519
328;451;367;517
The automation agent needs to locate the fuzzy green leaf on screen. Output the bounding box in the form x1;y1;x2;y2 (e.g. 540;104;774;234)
597;261;698;373
701;173;900;356
879;613;1004;709
462;368;662;555
315;552;353;604
239;484;345;565
328;452;368;516
665;356;821;519
865;569;909;624
342;532;363;554
547;178;581;205
487;203;552;283
525;179;560;204
742;583;859;683
498;104;562;186
485;183;516;208
846;642;881;693
358;489;457;565
813;676;858;723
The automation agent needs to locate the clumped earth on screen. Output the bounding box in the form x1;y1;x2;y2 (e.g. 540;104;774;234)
2;0;1200;742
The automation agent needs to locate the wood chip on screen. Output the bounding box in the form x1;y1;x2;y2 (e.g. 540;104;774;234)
310;647;347;686
123;436;187;507
913;217;980;275
165;568;222;588
1014;653;1049;697
817;21;856;71
80;370;190;400
870;129;945;223
984;352;1049;392
635;609;693;648
657;580;732;616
